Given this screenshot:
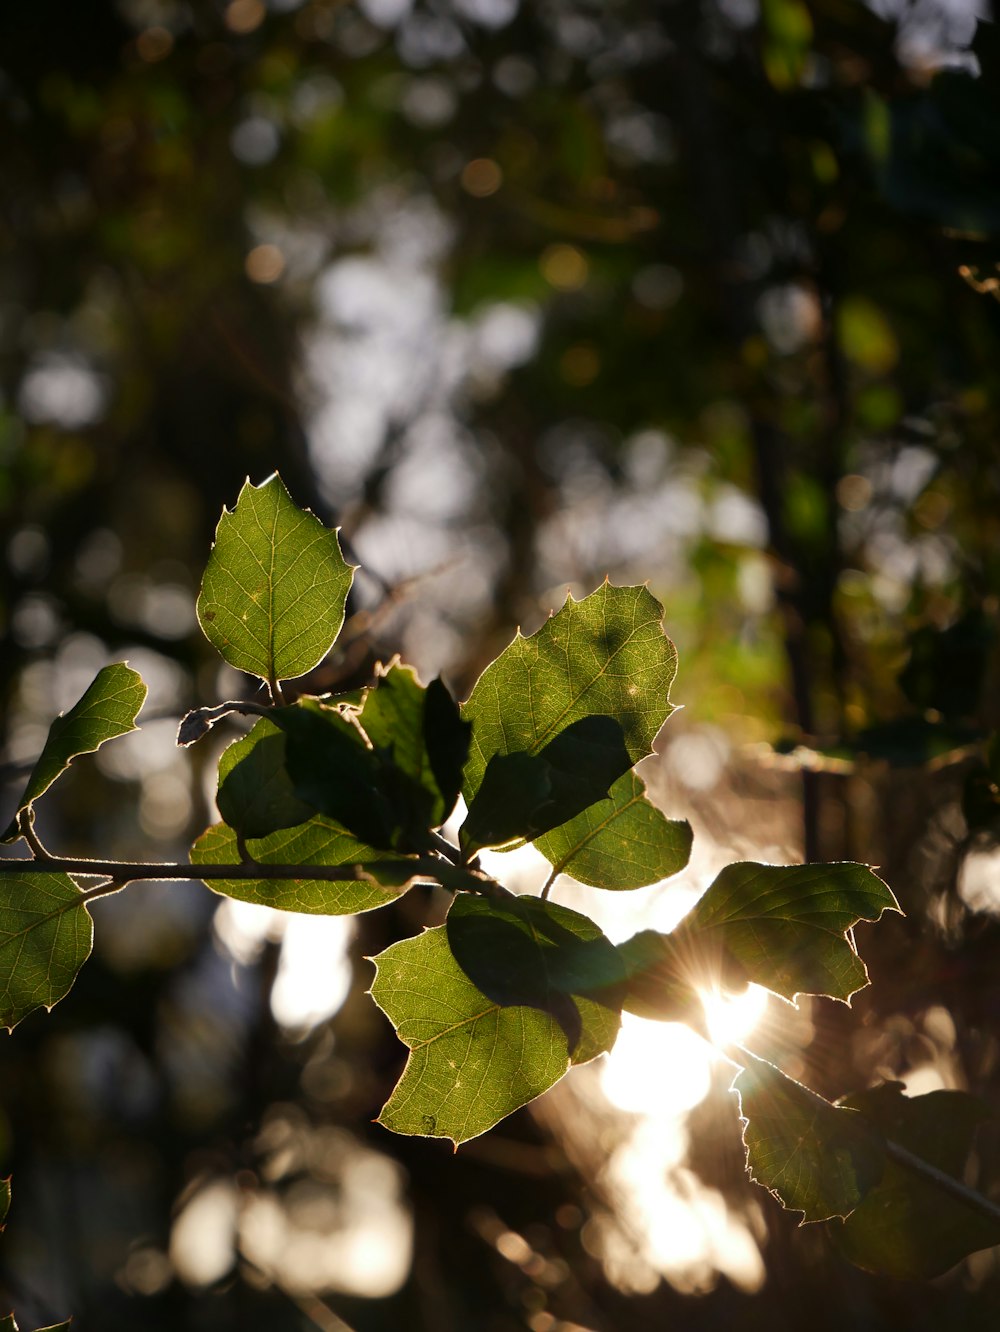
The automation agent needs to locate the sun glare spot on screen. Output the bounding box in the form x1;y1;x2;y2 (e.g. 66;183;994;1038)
701;983;769;1050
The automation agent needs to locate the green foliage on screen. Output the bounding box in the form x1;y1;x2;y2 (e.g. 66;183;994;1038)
3;473;999;1282
196;473;355;689
0;873;92;1031
370;893;622;1145
734;1050;884;1222
460;583;678;806
676;861;901;1004
2;663;146;842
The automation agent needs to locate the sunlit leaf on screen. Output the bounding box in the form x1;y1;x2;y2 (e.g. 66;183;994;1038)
677;861;901;1004
191;819;414;913
734;1050;884;1222
830;1083;1000;1278
371;895;622;1144
216;717;315;839
461;583;678;804
0;873;93;1030
3;664;146;842
460;716;632;854
196;474;355;686
536;771;692;889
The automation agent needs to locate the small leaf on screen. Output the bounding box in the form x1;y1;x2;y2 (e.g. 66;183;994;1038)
191;820;414;914
734;1050;885;1222
371;896;623;1144
216;718;314;840
358;662;470;832
830;1083;1000;1278
3;664;146;842
197;474;355;686
275;701;397;849
0;873;93;1030
677;861;901;1004
536;771;692;890
460;716;633;855
462;583;678;801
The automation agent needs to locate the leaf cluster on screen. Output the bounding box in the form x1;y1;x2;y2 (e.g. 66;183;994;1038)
2;474;998;1283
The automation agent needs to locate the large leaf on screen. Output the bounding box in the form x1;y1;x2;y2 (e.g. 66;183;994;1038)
216;717;314;840
460;716;632;855
831;1083;1000;1278
676;861;901;1004
191;819;414;914
734;1050;885;1223
196;474;355;686
535;771;692;890
461;583;678;802
358;662;470;832
3;663;146;842
371;896;623;1144
616;929;704;1027
0;873;93;1030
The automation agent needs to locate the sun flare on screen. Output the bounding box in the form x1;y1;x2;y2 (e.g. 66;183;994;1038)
700;983;769;1050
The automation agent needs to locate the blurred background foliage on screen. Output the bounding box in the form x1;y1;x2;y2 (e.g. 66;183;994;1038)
3;0;1000;1327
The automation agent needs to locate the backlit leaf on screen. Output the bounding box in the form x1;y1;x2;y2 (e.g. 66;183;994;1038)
3;664;146;842
371;896;623;1144
734;1050;884;1222
678;861;901;1003
197;474;355;686
831;1083;1000;1277
536;771;692;890
461;583;678;803
0;873;93;1030
191;819;414;913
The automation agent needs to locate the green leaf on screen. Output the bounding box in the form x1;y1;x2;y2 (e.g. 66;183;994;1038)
734;1050;885;1222
275;701;397;849
0;873;93;1030
358;662;470;832
216;717;314;840
371;896;623;1144
535;771;692;890
460;716;632;854
191;819;414;914
3;664;146;842
196;474;355;686
830;1084;1000;1278
461;583;678;803
446;893;624;1062
677;861;901;1004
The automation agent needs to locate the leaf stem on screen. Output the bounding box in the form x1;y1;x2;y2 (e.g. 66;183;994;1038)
540;868;557;900
18;811;52;861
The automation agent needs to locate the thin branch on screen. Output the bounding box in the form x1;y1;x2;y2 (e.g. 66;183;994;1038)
0;856;444;888
540;867;557;900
